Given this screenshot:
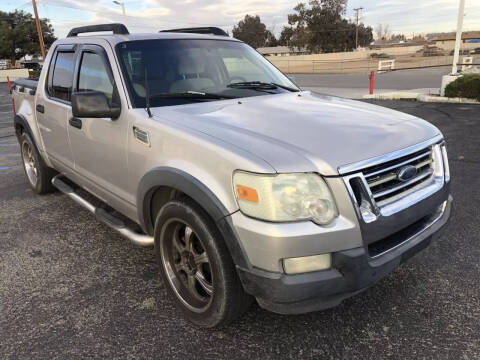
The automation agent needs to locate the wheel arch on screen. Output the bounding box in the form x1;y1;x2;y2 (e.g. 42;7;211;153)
137;167;250;269
14;114;33;138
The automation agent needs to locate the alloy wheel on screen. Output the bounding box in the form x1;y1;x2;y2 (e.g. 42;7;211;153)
161;219;214;312
22;140;38;187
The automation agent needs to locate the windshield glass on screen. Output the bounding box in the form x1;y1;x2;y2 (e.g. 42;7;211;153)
116;39;299;108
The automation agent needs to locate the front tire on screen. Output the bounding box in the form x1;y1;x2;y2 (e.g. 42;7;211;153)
19;132;56;194
154;199;252;328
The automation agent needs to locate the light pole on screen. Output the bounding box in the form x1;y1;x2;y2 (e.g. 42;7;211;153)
441;0;466;96
451;0;465;74
113;1;126;16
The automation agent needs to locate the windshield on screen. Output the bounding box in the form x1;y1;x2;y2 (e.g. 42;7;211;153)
116;39;299;108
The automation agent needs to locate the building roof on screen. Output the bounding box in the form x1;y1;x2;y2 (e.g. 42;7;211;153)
256;46;306;55
431;31;480;41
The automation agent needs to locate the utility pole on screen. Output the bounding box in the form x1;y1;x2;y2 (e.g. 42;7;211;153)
354;7;364;49
32;0;46;60
452;0;465;74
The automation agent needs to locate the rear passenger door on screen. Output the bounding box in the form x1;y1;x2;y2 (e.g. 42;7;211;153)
38;45;77;170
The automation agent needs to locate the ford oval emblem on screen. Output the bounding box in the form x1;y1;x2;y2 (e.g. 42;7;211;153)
397;165;417;182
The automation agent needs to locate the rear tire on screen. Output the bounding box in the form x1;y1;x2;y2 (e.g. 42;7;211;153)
154;198;253;328
19;132;56;194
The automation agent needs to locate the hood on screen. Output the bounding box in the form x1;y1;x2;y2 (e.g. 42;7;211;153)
152;91;441;175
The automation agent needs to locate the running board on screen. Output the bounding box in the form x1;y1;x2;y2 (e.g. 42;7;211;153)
51;175;154;247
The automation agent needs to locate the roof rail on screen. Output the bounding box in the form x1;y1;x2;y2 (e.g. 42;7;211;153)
160;27;229;37
67;23;129;37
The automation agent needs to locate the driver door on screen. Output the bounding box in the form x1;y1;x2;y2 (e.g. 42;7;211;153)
67;44;131;207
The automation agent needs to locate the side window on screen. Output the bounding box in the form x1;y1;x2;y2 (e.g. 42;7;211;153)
49;51;75;102
78;52;114;103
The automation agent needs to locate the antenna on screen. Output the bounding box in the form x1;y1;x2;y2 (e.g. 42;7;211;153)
144;66;152;118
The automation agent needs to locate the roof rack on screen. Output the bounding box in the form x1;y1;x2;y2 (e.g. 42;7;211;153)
67;23;129;37
160;27;229;37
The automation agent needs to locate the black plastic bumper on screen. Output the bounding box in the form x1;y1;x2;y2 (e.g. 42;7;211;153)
237;195;452;315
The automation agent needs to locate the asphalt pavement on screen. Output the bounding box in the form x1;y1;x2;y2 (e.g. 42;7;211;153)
294;67;452;98
0;82;479;359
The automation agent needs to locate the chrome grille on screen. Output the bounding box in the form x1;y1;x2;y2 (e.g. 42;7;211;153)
362;147;434;204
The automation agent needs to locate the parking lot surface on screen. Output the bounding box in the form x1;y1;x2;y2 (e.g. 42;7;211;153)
294;67;451;90
0;82;479;359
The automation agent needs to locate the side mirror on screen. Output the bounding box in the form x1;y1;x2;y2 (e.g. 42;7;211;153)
71;91;121;119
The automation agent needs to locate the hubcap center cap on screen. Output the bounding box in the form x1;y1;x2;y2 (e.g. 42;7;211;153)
182;252;196;274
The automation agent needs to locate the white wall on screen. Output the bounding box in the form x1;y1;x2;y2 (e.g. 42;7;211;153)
0;69;30;83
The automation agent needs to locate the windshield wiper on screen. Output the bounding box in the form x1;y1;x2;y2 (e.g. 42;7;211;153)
227;81;276;90
227;81;299;92
150;91;236;100
270;82;300;92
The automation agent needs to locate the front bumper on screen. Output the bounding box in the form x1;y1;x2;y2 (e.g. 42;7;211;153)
236;195;452;315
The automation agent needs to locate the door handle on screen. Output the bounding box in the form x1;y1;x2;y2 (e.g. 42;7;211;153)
69;117;82;129
36;104;45;113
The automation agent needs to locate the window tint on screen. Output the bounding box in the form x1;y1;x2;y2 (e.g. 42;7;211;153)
50;51;74;101
78;52;114;102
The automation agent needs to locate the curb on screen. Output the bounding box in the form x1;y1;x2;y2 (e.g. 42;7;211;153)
363;92;480;104
417;94;480;104
363;92;419;100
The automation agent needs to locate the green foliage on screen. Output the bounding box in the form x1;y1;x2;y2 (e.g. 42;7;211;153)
233;1;373;53
0;10;56;63
278;26;295;46
232;15;272;49
265;30;278;47
444;74;480;101
286;0;373;53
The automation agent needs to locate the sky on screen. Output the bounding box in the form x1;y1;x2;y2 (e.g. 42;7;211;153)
0;0;479;39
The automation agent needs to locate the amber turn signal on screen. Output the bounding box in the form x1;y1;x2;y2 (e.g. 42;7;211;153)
236;185;259;203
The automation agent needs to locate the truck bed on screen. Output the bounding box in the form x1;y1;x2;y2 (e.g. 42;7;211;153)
13;78;38;94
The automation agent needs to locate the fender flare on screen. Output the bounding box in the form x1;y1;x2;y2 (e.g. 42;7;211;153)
13;114;34;139
137;167;250;269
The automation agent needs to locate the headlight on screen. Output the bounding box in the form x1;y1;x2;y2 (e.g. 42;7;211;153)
233;171;338;225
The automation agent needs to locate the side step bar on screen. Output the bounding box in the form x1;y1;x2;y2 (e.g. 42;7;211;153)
52;175;154;247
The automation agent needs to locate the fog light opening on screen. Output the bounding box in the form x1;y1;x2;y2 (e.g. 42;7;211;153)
283;254;332;275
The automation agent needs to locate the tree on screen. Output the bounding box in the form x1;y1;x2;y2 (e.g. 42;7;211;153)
375;24;390;42
232;15;274;49
278;26;294;46
412;34;426;43
390;34;406;42
265;30;278;47
286;0;373;53
0;10;56;63
357;23;374;48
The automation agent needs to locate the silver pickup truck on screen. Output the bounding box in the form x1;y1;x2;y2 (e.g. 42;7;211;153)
12;24;452;328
